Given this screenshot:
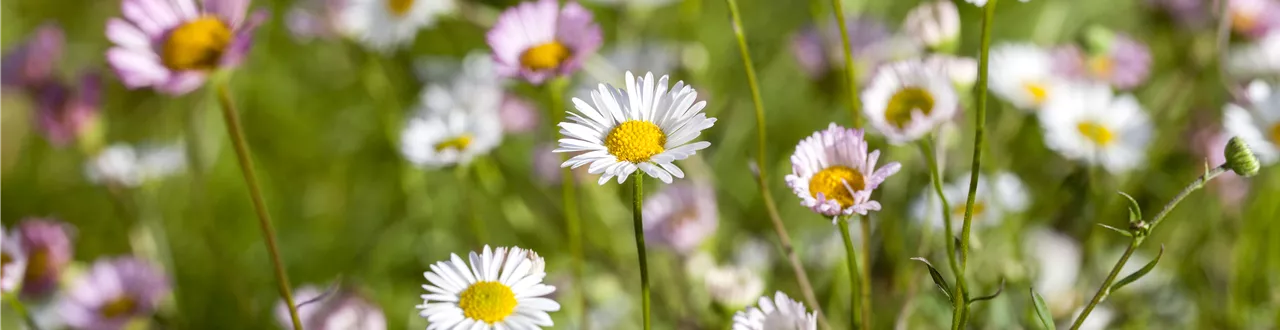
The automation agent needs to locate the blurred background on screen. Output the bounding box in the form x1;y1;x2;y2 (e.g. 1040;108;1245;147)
2;0;1279;328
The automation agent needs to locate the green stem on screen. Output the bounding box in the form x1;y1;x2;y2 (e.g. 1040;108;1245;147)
954;1;999;327
215;82;303;330
839;217;864;329
455;164;488;244
547;77;587;329
1070;237;1139;330
918;138;965;330
858;214;873;329
631;172;651;330
725;0;828;327
5;294;40;330
829;0;862;127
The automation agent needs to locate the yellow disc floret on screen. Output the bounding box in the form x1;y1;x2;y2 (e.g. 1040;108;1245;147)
885;87;935;128
1022;82;1049;106
808;166;866;208
1269;123;1280;146
950;201;986;218
162;17;232;71
100;296;137;318
605;120;666;163
386;0;415;16
458;281;518;324
434;135;473;152
1076;121;1115;146
519;42;571;71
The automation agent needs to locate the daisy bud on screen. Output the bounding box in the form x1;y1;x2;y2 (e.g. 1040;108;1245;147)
903;1;960;53
1225;136;1261;177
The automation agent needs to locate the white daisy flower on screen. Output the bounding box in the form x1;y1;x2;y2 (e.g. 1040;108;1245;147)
1223;80;1280;165
85;143;187;187
862;59;961;143
989;43;1060;111
417;245;560;329
730;291;818;330
399;109;502;169
1040;82;1152;173
703;263;764;309
1;226;26;294
1024;228;1082;317
785;123;902;218
910;171;1029;235
555;71;716;185
1227;32;1280;78
339;0;454;51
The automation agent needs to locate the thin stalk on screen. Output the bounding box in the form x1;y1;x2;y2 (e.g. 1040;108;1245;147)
839;217;865;329
5;294;40;330
631;172;651;330
954;1;999;327
547;77;587;329
829;0;862;127
1069;165;1228;329
917;138;964;330
455;165;488;244
215;82;303;330
858;214;873;329
726;0;827;327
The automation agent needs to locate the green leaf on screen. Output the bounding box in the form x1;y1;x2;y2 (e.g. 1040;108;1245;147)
1110;245;1165;293
968;278;1005;304
911;257;952;300
1030;288;1056;330
1095;223;1132;237
1117;191;1142;224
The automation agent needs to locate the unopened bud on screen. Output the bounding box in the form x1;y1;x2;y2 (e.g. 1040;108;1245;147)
903;1;960;53
1224;136;1260;177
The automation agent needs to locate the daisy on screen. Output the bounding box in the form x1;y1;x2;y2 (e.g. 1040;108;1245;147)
106;0;265;95
1040;82;1152;173
400;109;502;169
487;0;602;84
85;143;188;188
730;291;818;330
642;182;719;254
339;0;453;51
57;257;171;329
1224;80;1280;165
862;58;960;143
276;285;386;330
17;219;74;297
1227;32;1280;78
1229;0;1280;38
555;71;716;185
902;1;960;51
910;171;1029;235
1;226;26;294
1052;33;1152;90
416;246;560;329
989;43;1059;110
785;123;902;218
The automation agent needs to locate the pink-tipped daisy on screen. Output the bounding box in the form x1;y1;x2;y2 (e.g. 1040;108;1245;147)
486;0;602;85
785;123;902;219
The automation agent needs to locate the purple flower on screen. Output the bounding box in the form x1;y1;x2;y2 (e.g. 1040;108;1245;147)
785;123;901;218
35;73;103;147
106;0;266;95
1;226;26;294
1230;0;1280;38
1146;0;1212;29
18;218;74;297
642;183;719;254
499;93;540;134
1052;34;1153;90
275;285;386;330
487;0;602;85
1;24;64;90
58;257;170;330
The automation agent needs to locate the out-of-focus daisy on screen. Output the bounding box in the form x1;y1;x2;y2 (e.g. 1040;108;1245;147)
1053;32;1153;90
34;73;103;148
1;24;63;90
499;94;540;134
862;59;960;143
785;123;902;218
400;109;502;169
1224;80;1280;165
417;246;560;329
1040;82;1152;173
903;1;960;52
85;143;188;188
339;0;453;51
910;172;1029;235
555;72;716;184
17;219;74;297
57;257;170;329
106;0;265;95
1227;32;1280;77
276;285;387;330
286;0;346;41
924;55;979;89
417;53;504;117
704;263;764;309
730;291;818;330
1;226;26;294
1024;228;1082;317
1229;0;1280;38
642;182;719;254
487;0;602;84
989;43;1059;110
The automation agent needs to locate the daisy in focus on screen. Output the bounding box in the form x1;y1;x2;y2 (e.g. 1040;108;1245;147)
106;0;265;95
785;123;902;218
910;171;1029;235
417;246;560;329
57;257;171;329
487;0;602;84
643;182;719;254
340;0;454;51
989;43;1059;110
730;291;818;330
555;71;716;185
1039;82;1152;173
1224;80;1280;165
861;59;960;144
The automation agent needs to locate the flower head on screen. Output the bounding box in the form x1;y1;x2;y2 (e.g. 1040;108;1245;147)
555;72;716;184
276;285;386;330
35;73;103;148
487;0;602;84
400;109;502;169
1039;82;1152;173
989;43;1060;110
58;257;170;329
1224;80;1280;165
643;182;719;254
85;143;188;188
786;123;902;218
911;172;1029;234
340;0;453;51
1053;32;1153;90
1;227;26;294
903;1;960;52
1229;0;1280;38
18;219;74;297
730;291;818;330
417;245;560;329
1227;32;1280;78
1;24;64;89
107;0;266;95
862;59;960;143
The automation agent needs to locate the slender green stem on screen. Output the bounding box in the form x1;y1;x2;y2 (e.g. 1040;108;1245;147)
630;172;651;330
546;77;587;329
725;0;827;327
839;217;864;329
1149;166;1228;231
1070;237;1139;330
829;0;862;127
858;214;873;329
953;1;999;327
215;82;303;330
917;138;965;330
5;294;40;330
455;165;488;244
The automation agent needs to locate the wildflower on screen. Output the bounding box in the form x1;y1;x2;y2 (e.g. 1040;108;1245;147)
1040;82;1152;173
400;109;502;169
1228;0;1280;38
339;0;453;51
642;182;719;254
785;123;902;218
1;227;26;294
1226;136;1262;176
1191;127;1251;208
1224;81;1280;167
417;246;560;329
989;43;1060;110
1;24;63;89
862;59;960;143
276;285;386;329
487;0;602;84
910;172;1029;235
34;74;103;148
730;291;818;330
57;257;170;329
17;219;74;297
704;264;764;309
286;0;346;41
1227;32;1280;78
1053;31;1153;90
903;1;960;52
555;72;716;184
85;143;188;188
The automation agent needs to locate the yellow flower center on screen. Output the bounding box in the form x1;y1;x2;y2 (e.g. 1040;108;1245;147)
519;42;571;71
1232;11;1258;33
885;87;935;128
434;135;473;152
1023;82;1049;106
605;120;666;163
23;249;49;283
162;17;232;71
1076;121;1115;146
100;296;137;318
458;281;517;324
1270;123;1280;145
950;201;986;218
1087;56;1113;78
808;166;866;208
386;0;415;16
